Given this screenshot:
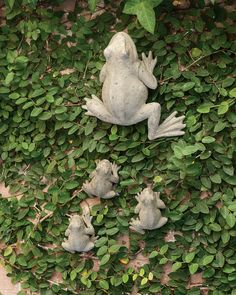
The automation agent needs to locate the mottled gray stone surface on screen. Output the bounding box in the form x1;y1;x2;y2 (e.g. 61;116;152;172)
130;187;168;234
62;211;97;253
82;159;119;199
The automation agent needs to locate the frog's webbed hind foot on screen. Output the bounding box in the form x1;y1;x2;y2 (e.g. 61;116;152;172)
82;95;119;124
150;111;185;140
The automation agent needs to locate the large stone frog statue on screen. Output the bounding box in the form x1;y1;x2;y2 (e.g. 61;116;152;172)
83;32;185;140
130;187;168;234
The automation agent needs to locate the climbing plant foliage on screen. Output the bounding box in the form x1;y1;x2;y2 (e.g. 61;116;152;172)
0;1;236;295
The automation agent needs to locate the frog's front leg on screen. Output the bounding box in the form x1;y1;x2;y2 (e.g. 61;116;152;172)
82;95;119;124
138;51;157;89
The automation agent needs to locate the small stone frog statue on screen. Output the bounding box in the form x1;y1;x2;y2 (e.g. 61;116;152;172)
83;31;185;140
82;159;120;199
62;209;97;253
130;187;168;234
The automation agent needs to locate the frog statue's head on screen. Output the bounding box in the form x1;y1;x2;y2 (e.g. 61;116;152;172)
69;215;85;232
138;187;155;206
95;159;112;177
103;32;138;63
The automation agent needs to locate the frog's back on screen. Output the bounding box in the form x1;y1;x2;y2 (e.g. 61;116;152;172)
102;67;148;124
140;207;159;229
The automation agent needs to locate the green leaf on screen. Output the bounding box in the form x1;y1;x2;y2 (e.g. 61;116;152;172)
214;121;226;132
191;48;202;58
120;179;136;186
55;106;67;114
149;250;158;258
97;245;108;256
95;237;108;248
140;277;148;285
99;279;109;290
17;256;27;266
223;265;235;274
131;153;145;163
100;254;111;266
202;255;214;266
106;227;119;236
228;203;236;211
6;0;15;10
31;107;43;117
202;136;215;143
70;270;77;281
229;88;236;97
46;160;57;174
31;88;45;98
5;72;14;85
210;174;221;184
39;112;52;120
182;82;195;92
88;0;97;11
182;145;199;155
0;87;10;93
137;5;155;34
189;263;199;274
218;101;229;115
197;103;213;113
0;124;8;135
65;181;79;190
4;246;13;256
122;273;129;283
225;213;236;228
153;176;163;183
209;223;221;232
123;0;163;34
160;244;168;255
15;56;28;63
221;231;230;244
172;262;182;271
223;166;234;176
109;244;121;254
185;252;195;263
222;77;234;88
23;101;34;110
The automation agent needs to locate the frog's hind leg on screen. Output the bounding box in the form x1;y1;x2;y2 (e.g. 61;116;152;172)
127;102;161;140
129;103;185;140
82;95;119;124
155;217;168;229
103;190;118;199
83;241;95;252
129;218;145;234
62;240;75;253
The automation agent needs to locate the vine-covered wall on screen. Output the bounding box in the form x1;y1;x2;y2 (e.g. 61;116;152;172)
0;1;236;294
